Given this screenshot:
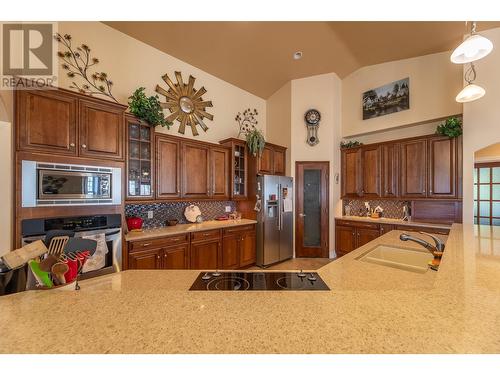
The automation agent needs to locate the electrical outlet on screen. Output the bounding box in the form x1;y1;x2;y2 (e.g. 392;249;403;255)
225;206;232;213
147;210;154;219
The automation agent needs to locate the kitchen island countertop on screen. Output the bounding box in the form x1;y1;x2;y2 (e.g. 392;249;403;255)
1;224;500;354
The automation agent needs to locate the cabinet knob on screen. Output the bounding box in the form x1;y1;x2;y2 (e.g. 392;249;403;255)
156;255;160;259
164;254;167;258
70;143;75;147
81;144;87;149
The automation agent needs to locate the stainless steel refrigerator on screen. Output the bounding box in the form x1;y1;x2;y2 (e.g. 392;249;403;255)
256;175;293;267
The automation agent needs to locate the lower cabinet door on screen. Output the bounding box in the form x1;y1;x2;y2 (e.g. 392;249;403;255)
239;231;256;267
163;244;189;269
335;225;356;257
128;248;162;269
356;228;380;247
190;240;220;269
222;236;240;269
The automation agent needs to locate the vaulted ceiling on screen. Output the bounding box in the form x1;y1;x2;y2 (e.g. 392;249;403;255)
104;21;500;98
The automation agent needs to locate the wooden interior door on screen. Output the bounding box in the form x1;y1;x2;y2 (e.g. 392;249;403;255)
210;147;230;199
428;136;456;198
341;148;361;197
400;139;428;198
381;143;399;197
361;145;381;197
156;136;181;199
295;161;329;258
79;100;124;160
182;142;210;198
17;89;77;155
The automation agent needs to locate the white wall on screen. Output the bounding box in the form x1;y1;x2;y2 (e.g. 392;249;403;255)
291;73;342;257
342;51;463;138
463;28;500;223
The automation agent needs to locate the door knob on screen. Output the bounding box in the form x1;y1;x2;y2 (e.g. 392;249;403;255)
299;213;306;217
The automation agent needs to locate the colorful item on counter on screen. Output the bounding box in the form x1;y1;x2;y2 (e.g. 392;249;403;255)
126;216;144;231
28;260;53;288
62;254;78;283
51;262;69;285
2;240;48;270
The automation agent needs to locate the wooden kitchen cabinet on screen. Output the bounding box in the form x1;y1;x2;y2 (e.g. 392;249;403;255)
428;136;457;198
79;100;124;161
221;225;256;269
126;115;154;200
258;145;274;174
190;239;221;269
210;147;230;199
239;230;256;267
219;138;248;200
361;145;381;197
16;89;78;155
381;143;399;198
128;247;162;269
163;244;190;269
181;142;210;199
16;86;126;161
341;148;361;198
400;139;428;198
272;146;286;175
335;224;356;257
356;227;380;247
155;135;181;199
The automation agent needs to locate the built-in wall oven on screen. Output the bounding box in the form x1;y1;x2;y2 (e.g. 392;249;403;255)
22;161;121;207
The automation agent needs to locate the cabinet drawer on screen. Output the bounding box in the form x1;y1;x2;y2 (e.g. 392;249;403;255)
223;225;255;236
129;234;189;252
336;219;379;230
191;229;221;242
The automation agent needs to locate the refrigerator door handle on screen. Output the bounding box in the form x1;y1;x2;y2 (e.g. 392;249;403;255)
278;183;282;231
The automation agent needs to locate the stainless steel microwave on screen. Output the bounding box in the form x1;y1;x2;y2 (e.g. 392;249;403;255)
22;161;121;207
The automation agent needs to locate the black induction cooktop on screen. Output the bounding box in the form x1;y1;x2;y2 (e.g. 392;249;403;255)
189;271;330;291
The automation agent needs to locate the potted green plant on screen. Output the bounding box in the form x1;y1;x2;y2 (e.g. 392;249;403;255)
128;87;172;128
245;128;266;157
436;117;462;138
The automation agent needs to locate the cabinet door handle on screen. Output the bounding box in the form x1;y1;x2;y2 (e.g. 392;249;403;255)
81;144;87;149
156;255;160;259
70;143;75;147
142;243;152;247
164;254;168;258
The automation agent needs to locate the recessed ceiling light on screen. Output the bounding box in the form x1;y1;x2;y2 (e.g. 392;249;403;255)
293;51;303;60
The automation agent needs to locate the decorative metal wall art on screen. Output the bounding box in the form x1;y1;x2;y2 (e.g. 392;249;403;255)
155;72;213;136
304;109;321;146
54;33;118;103
235;108;258;138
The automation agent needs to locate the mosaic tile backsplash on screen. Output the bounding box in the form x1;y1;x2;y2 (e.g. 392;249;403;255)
125;201;236;229
342;199;410;219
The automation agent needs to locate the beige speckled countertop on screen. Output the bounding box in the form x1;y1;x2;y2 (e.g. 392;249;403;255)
1;224;500;353
337;215;452;230
125;219;257;242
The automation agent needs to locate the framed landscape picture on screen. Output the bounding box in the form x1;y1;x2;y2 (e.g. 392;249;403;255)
362;77;409;120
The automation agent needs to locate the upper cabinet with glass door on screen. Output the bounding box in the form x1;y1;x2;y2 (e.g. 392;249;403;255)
126;115;154;200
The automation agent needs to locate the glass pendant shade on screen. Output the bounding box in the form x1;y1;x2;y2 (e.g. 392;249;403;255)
451;34;493;64
455;83;486;103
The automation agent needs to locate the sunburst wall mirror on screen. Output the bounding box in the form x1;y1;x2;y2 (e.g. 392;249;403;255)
155;72;213;136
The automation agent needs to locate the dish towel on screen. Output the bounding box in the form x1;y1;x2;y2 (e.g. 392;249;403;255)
81;233;108;273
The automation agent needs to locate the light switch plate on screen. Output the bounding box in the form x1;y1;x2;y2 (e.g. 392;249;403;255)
225;206;232;213
147;210;154;219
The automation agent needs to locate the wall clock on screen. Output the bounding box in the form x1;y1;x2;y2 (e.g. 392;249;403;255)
155;71;214;136
304;109;321;146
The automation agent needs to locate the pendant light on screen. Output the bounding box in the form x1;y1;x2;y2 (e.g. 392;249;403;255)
455;63;485;103
451;22;493;64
